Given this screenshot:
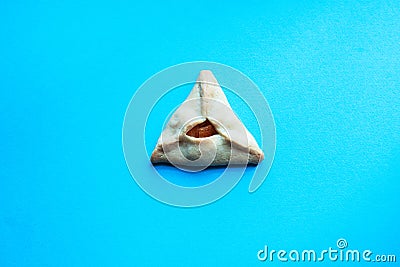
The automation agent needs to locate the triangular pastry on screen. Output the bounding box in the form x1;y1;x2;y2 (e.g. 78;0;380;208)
151;70;264;167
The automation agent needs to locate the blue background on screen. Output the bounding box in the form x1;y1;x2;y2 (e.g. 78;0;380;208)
1;0;399;266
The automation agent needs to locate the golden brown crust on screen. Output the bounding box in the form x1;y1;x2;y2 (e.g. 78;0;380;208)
150;70;264;167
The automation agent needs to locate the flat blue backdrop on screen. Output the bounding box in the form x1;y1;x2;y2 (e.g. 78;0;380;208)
1;0;399;266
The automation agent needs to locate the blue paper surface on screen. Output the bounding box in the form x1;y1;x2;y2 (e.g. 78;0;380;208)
1;1;399;266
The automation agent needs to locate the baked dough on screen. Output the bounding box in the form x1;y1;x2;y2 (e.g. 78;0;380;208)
150;70;264;166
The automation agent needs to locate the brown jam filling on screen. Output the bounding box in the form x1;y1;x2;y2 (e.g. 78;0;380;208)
186;119;218;138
